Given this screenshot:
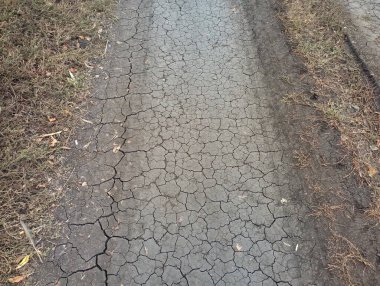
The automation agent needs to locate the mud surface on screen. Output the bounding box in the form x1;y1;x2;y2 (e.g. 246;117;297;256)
34;0;335;285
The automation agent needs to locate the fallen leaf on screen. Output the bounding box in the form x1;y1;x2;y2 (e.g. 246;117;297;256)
113;144;121;153
49;136;59;147
8;275;26;283
233;243;242;251
370;145;378;151
62;109;72;116
48;115;57;122
367;164;378;177
16;255;30;269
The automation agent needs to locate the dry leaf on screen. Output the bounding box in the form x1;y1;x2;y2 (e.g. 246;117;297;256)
370;145;379;151
48;115;57;122
368;164;378;177
62;109;72;116
16;255;30;269
8;275;26;283
49;136;59;147
233;243;242;251
113;144;121;153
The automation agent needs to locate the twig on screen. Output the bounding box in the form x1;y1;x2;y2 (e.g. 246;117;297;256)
20;220;43;263
38;131;62;138
103;40;109;57
81;118;94;124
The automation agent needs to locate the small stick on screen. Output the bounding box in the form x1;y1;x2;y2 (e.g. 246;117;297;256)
103;40;109;57
81;118;94;124
38;131;62;138
20;220;43;263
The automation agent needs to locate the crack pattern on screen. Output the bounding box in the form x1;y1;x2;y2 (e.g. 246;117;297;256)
37;0;318;285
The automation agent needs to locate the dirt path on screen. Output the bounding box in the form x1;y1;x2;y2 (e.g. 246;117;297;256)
36;0;326;285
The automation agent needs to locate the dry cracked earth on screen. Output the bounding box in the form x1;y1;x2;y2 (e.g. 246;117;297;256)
36;0;328;285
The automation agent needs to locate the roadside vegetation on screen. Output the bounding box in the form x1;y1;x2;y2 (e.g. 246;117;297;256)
279;0;379;284
0;0;113;283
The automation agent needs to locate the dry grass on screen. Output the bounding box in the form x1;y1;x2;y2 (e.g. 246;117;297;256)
279;0;379;283
280;0;380;219
293;150;311;168
328;233;374;286
0;0;113;282
310;204;348;222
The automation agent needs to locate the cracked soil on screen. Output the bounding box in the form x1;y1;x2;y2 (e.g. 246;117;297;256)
33;0;354;285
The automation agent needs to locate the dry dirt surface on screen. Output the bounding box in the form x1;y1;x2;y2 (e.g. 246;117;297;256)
32;0;375;285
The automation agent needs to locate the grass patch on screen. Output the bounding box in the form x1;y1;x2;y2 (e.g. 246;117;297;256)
280;0;379;220
279;0;379;283
328;233;374;286
0;0;113;282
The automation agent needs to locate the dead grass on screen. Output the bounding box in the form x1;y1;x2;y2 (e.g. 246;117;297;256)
328;233;374;286
279;0;379;283
280;0;380;220
0;0;113;282
293;150;311;168
310;204;348;222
